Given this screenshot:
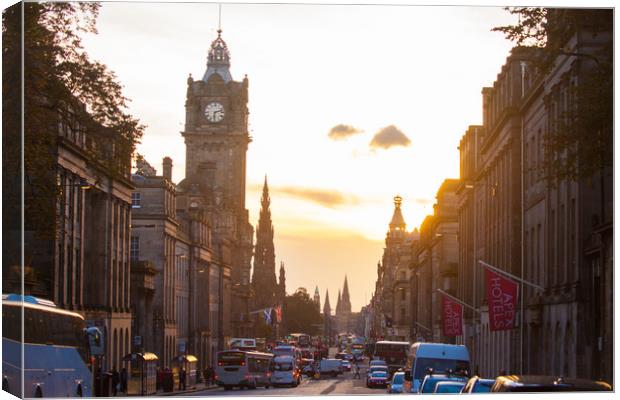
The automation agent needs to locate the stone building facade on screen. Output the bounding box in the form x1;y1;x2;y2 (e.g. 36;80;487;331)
3;96;134;372
455;13;612;380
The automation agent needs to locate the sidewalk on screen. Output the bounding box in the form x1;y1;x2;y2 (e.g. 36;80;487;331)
158;382;220;396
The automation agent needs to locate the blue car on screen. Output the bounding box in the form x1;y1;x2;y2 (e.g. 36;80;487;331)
387;371;405;393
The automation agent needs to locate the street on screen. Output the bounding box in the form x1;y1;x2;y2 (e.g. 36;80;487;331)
189;370;383;396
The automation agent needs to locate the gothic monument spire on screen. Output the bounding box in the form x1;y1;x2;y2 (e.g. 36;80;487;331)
251;176;278;308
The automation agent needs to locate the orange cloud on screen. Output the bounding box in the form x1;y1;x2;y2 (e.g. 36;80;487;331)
328;124;363;140
370;125;411;149
249;184;360;208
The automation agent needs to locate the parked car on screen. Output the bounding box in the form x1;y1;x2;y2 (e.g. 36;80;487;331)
460;376;495;393
367;371;389;388
490;376;612;392
434;381;466;394
418;372;468;394
370;359;387;367
387;371;405;393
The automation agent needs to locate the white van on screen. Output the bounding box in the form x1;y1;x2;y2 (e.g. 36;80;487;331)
405;342;470;393
270;355;300;387
318;359;343;377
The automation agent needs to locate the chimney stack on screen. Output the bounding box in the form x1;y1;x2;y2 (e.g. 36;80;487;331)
162;157;173;181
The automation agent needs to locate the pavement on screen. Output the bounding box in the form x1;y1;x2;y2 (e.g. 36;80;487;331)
158;382;220;396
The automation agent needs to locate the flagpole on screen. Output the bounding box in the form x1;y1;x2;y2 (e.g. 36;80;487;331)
436;289;480;314
477;260;544;291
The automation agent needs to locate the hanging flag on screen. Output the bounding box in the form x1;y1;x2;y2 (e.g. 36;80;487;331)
441;295;463;336
485;267;519;331
275;305;283;323
263;308;272;325
270;308;277;326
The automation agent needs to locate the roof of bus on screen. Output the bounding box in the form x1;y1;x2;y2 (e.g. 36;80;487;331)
375;340;410;345
410;342;470;359
218;350;273;357
3;296;85;320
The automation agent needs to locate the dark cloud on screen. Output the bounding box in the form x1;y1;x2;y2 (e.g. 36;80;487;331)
369;125;411;149
328;124;363;140
277;186;360;208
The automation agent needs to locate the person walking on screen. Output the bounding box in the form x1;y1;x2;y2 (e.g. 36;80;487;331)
111;367;119;396
207;365;214;386
180;367;187;391
120;367;128;393
354;362;361;379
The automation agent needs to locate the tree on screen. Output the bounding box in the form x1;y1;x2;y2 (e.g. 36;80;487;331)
493;8;612;182
3;2;144;291
283;288;323;336
2;2;144;240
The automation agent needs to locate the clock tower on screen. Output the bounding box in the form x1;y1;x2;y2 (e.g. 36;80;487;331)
179;29;254;338
182;29;250;211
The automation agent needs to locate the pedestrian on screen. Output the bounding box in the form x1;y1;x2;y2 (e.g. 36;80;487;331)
354;363;361;379
120;367;128;393
111;367;119;396
207;365;214;385
180;367;187;390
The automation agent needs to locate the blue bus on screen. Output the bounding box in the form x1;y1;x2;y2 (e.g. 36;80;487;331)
2;294;104;397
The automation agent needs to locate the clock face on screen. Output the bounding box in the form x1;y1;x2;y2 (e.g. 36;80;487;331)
204;102;225;123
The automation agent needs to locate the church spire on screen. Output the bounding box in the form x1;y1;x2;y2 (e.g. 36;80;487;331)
251;176;278;308
341;275;351;313
389;195;406;232
323;289;331;315
336;289;342;314
203;28;232;83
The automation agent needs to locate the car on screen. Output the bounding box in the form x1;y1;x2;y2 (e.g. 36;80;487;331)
460;376;495;393
367;365;389;378
490;375;612;392
434;381;466;394
387;371;405;393
341;360;352;372
418;372;468;394
367;371;389;388
370;359;387;367
270;355;301;387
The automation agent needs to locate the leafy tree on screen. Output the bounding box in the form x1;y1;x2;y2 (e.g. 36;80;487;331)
493;8;612;182
3;2;144;290
282;288;323;336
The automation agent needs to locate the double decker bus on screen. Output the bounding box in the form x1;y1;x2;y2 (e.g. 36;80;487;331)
215;350;273;390
289;333;310;348
2;294;104;398
372;340;410;376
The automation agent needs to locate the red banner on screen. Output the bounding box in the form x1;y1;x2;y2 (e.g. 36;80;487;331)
441;295;463;336
485;268;519;331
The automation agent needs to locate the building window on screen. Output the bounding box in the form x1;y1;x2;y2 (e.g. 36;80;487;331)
131;192;141;208
130;236;139;261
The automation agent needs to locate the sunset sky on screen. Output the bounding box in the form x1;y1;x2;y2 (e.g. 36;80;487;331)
80;1;523;312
